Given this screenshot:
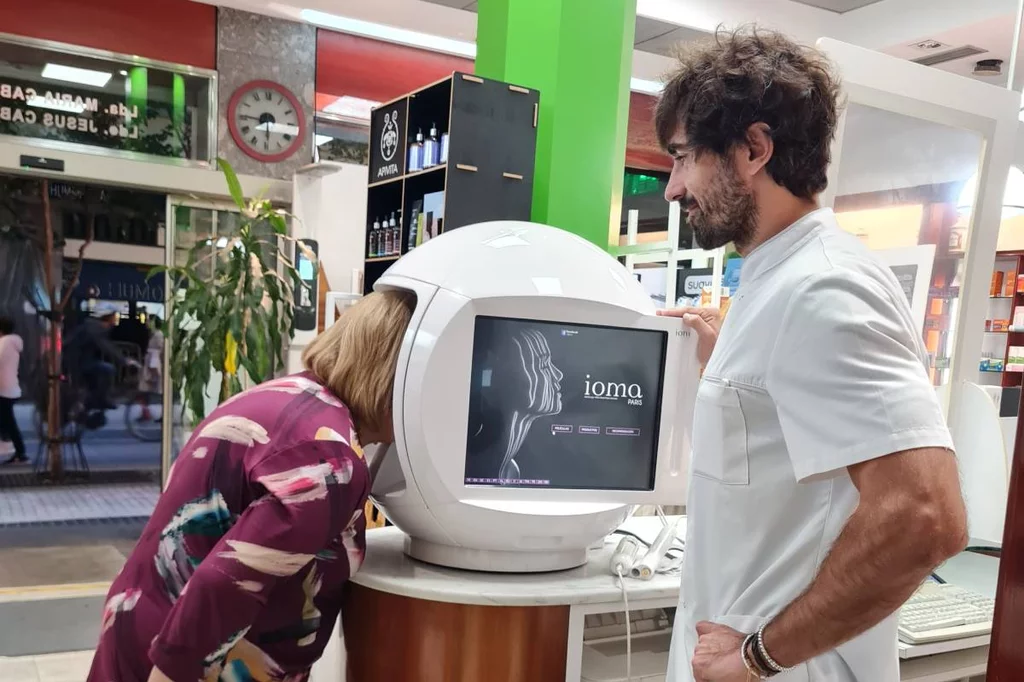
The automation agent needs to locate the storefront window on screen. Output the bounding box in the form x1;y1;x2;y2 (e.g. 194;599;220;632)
313;113;369;165
832;102;984;387
0;35;215;162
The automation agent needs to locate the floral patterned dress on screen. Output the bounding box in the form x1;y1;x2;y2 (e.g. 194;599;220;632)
87;373;368;682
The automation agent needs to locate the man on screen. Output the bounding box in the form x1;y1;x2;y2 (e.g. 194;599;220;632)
656;28;967;681
65;303;133;411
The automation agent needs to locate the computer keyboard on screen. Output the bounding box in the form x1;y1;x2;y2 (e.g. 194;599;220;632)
898;582;995;645
583;608;672;641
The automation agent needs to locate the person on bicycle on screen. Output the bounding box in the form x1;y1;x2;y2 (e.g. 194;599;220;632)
64;303;136;411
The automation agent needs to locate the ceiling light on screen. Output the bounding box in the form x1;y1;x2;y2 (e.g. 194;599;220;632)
973;59;1003;78
630;77;663;95
27;94;85;114
323;95;380;120
42;63;112;87
957;166;1024;220
119;70;128;76
301;9;476;58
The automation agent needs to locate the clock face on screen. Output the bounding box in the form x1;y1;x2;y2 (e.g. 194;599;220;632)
227;80;306;162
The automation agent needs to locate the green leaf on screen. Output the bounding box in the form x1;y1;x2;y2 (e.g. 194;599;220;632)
247;311;270;381
189;378;208;422
229;308;244;347
268;213;287;236
217;158;246;211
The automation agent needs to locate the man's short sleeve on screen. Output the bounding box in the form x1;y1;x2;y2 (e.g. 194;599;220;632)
766;270;953;482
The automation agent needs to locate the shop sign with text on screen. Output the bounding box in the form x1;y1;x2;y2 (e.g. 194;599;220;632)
0;54;211;162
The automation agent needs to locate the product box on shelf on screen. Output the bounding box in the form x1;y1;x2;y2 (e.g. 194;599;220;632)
992;271;1005;297
1013;308;1024;330
1008;346;1024;373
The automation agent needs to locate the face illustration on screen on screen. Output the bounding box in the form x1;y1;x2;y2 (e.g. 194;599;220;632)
515;328;564;415
501;328;564;480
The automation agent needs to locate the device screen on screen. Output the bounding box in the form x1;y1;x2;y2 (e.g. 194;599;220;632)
293;239;318;332
464;316;667;491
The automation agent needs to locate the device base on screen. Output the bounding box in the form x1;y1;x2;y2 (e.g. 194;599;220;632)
405;537;588;573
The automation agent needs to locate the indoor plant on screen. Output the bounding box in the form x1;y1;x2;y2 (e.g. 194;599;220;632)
160;159;313;422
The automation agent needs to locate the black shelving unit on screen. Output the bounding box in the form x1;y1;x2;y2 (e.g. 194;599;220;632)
363;72;540;293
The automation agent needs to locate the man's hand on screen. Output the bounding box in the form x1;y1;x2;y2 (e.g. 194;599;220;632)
691;621;749;682
658;307;722;366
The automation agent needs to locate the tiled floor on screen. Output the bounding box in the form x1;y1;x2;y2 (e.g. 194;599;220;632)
0;651;94;682
0;483;158;525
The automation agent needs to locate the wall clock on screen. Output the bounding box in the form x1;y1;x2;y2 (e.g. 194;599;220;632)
227;80;306;163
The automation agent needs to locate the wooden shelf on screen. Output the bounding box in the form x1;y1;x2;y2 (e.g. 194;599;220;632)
365;255;399;263
404;164;446;180
369;163;447;188
368;175;403;189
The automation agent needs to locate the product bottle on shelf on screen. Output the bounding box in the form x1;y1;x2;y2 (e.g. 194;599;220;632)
408;130;424;173
440;131;449;165
369;218;380;258
391;212;400;255
423;124;439;168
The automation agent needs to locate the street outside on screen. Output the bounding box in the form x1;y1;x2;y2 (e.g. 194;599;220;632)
0;402;162;529
3;402;162;475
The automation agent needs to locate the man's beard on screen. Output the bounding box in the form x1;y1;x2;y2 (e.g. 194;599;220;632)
685;160;759;252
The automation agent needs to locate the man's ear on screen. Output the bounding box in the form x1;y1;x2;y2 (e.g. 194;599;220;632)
739;122;773;177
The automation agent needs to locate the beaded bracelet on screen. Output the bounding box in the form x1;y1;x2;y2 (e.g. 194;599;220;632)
756;623;794;674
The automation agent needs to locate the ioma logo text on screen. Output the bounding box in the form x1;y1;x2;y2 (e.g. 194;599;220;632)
584;375;643;406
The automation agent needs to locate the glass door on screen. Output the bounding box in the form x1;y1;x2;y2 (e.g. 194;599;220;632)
818;38;1020;416
159;197;241;488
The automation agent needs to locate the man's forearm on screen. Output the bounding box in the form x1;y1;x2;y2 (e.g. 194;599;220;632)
761;496;951;667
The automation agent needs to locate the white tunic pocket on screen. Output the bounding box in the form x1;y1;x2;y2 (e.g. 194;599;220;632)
691;378;750;485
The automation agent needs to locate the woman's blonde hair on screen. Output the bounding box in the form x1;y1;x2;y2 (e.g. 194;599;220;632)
302;290;415;435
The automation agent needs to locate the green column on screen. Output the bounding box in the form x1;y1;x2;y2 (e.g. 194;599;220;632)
476;0;637;251
126;66;148;123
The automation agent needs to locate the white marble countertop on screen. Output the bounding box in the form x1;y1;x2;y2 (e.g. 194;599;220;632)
350;517;686;607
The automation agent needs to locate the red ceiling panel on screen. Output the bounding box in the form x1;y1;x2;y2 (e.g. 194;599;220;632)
316;30;473;104
627;92;670;172
0;0;217;69
314;29;669;171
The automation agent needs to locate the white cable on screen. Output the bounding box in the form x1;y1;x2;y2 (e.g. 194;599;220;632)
616;566;632;682
656;504;668;527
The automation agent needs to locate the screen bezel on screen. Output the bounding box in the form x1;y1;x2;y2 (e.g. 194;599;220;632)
463;315;668;492
397;290;697;506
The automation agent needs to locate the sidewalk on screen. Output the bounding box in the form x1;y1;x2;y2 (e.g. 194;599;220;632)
0;650;94;682
0;483;158;526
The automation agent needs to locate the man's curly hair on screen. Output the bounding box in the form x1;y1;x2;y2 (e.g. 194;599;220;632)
655;26;842;200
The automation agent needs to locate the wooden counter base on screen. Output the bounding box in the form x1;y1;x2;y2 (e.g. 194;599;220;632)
342;582;570;682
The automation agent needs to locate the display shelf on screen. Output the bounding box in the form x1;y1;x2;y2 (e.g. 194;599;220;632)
987;251;1024;390
404;164;447;180
363;71;540;294
367;163;447;188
